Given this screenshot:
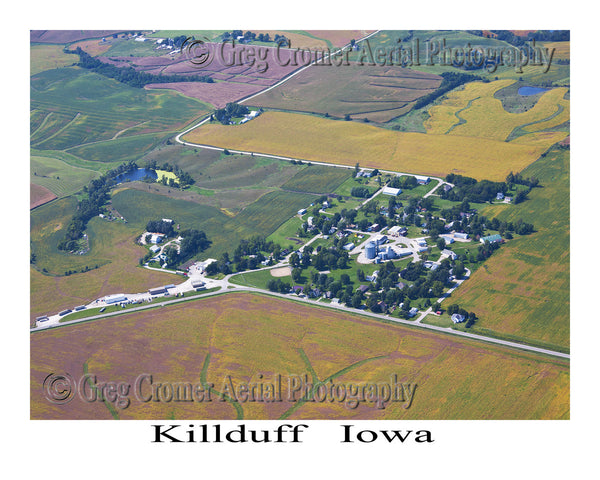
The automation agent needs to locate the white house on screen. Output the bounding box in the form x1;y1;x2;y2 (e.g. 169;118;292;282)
451;313;466;324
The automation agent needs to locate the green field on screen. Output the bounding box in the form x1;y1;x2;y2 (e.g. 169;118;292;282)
449;147;570;350
31;154;100;197
281;165;353;194
110;188;316;260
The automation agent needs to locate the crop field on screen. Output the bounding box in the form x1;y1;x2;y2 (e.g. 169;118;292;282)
31;154;100;197
30;45;76;75
542;41;570;60
281;165;352;194
449;148;569;351
183;111;566;181
30;184;57;209
145;147;304;191
30;292;569;420
31;67;209;154
251;63;442;122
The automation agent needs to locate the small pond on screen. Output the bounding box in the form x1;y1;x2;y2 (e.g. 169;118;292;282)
518;86;550;96
114;168;157;184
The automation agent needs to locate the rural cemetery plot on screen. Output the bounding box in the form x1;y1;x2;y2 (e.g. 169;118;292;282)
30;29;569;420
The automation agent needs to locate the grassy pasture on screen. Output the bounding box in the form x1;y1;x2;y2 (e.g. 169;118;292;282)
251;63;441;122
183;111;565;181
449;149;569;351
30;45;76;75
30;292;569;420
31;155;99;197
281;164;352;194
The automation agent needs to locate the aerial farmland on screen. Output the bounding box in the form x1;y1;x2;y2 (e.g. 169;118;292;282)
29;29;570;424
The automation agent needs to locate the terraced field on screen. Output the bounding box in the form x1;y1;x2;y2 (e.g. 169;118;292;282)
183;111;566;181
30;67;210;157
30;292;569;420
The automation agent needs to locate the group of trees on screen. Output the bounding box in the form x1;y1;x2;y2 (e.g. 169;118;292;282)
58;162;137;252
221;31;290;46
205;236;283;276
388;175;418;190
146;219;175;236
350;186;372;198
472;30;570;46
67;47;214;88
212;102;250;125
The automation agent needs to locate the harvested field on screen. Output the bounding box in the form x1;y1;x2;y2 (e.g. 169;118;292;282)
270;266;292;277
101;44;313;107
542;41;570;60
30;184;57;209
145;81;263;108
183;111;567;181
30;292;569;420
251;63;442;122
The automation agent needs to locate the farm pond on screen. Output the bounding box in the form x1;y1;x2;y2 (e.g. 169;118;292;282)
518;86;550;96
114;168;157;184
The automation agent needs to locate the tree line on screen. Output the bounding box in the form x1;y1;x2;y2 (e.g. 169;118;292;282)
65;47;214;88
413;72;483;110
58;162;138;252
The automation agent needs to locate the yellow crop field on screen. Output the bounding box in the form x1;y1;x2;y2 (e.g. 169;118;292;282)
450;87;569;141
183;111;565;181
543;41;570;60
425;79;515;134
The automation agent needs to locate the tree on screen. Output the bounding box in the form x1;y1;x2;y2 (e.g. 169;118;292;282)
436;238;446;251
291;268;302;283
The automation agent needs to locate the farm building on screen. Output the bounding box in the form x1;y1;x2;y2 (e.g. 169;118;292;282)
191;280;206;290
415;175;430;185
150;245;160;253
373;235;388;246
392;247;412;257
150;234;164;244
441;235;454;244
388;225;402;237
343;242;355;251
382;186;401;196
454;232;469;240
148;287;167;296
451;313;466;324
298;208;307;215
104;294;127;304
480;234;502;244
496;192;504;200
36;316;49;322
409;307;419;317
442;249;458;260
416;239;427;247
